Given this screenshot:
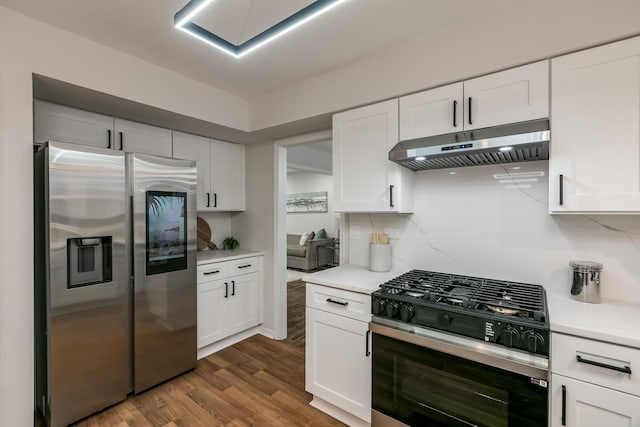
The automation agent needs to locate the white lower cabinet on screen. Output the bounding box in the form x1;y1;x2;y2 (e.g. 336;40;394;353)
197;256;261;352
550;332;640;427
551;374;640;427
305;283;371;425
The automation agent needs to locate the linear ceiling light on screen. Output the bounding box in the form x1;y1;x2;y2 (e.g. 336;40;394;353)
174;0;347;59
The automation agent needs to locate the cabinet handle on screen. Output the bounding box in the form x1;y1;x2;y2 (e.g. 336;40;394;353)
453;100;457;127
237;264;252;269
224;282;228;298
214;193;218;208
576;355;632;374
365;330;371;357
561;385;566;426
468;97;472;125
559;174;564;206
389;185;394;208
107;129;112;149
118;132;123;151
231;280;235;296
326;298;348;306
203;269;220;275
206;193;210;207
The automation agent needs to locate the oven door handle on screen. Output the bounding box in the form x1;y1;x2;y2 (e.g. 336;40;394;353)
369;320;548;379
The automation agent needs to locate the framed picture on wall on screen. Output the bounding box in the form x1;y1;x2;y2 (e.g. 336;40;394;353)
287;191;328;213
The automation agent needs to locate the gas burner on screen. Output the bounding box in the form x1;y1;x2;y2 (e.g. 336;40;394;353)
383;283;410;295
445;287;473;306
406;290;425;298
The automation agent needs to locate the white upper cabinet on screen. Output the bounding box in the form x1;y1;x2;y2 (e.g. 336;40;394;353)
34;100;172;157
34;100;113;148
399;61;549;139
550;36;640;213
333;99;413;213
172;131;245;211
114;118;172;157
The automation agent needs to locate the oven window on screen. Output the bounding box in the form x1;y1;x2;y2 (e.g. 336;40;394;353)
372;333;547;427
146;191;187;276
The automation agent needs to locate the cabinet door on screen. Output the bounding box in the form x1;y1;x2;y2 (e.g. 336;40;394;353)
197;278;228;348
173;131;212;211
34;100;113;148
550;36;640;213
551;374;640;427
333;99;412;212
209;140;245;211
114;118;172;157
227;272;259;335
305;308;371;422
464;60;549;130
399;82;463;140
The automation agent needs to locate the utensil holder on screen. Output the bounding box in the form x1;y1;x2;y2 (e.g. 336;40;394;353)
569;260;603;303
369;244;391;272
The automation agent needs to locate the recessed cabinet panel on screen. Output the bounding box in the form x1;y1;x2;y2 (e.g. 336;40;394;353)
399;83;463;140
197;278;228;347
227;272;259;335
34;100;113;148
210;139;245;211
114;119;172;157
173;132;211;211
550;36;640;213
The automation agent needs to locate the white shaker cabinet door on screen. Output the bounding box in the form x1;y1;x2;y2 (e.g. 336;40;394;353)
551;374;640;427
226;272;259;336
114;118;173;157
209;139;245;211
305;308;371;422
197;278;228;348
333;99;413;213
399;82;463;140
34;100;113;148
173;131;212;211
550;36;640;213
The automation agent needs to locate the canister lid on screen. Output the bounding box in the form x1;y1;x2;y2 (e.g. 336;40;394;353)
569;260;603;271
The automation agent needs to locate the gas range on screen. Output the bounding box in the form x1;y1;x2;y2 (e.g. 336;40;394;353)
371;269;550;356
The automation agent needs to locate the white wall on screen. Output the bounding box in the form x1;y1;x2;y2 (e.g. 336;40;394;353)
286;171;339;238
347;161;640;303
197;212;232;249
0;6;250;425
250;0;640;129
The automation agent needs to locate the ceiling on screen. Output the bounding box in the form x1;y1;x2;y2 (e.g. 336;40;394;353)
0;0;492;99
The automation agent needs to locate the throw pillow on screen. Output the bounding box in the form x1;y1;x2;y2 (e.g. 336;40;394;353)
314;228;327;239
299;232;310;246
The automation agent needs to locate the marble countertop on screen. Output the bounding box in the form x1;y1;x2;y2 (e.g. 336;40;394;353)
301;265;402;295
547;287;640;349
197;249;264;265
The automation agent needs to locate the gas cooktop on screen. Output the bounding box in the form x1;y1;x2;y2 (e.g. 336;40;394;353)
371;269;550;356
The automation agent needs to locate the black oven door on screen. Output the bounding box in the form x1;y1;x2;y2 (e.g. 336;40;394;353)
371;323;548;427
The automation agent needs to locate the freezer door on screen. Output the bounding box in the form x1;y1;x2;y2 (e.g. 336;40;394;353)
131;153;197;392
46;142;127;427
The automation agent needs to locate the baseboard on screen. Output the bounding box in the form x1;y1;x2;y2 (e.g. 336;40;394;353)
197;326;261;360
258;326;275;339
309;396;370;427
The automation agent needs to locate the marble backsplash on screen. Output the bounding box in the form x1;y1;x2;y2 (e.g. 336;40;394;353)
347;160;640;303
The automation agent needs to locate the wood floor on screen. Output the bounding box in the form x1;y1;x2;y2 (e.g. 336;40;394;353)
67;279;344;427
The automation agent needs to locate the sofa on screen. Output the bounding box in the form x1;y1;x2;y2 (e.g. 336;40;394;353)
287;234;336;271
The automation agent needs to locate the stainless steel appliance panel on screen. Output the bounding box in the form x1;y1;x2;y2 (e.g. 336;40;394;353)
46;142;127;427
131;153;197;392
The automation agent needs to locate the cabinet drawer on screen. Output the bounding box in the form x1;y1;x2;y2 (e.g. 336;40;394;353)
306;283;371;322
552;333;639;396
198;257;258;282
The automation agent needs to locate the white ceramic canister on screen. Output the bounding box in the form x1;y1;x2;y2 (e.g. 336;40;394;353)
369;244;391;272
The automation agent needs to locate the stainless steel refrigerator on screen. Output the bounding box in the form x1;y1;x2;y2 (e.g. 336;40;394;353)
35;141;197;427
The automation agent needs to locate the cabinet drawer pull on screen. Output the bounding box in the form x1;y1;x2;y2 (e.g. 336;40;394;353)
559;174;564;206
224;282;228;298
389;184;394;208
203;269;220;275
561;385;566;426
365;330;371;357
452;100;457;127
468;97;472;125
326;298;348;306
576;355;632;374
237;264;252;269
107;129;112;149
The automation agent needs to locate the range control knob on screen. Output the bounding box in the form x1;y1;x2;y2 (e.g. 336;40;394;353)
400;304;415;322
501;325;520;347
523;331;545;353
437;314;453;327
385;302;400;318
372;298;386;315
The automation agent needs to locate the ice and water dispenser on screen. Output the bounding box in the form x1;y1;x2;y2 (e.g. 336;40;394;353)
67;237;113;288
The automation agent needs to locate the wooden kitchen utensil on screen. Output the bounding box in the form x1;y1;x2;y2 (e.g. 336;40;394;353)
197;216;217;251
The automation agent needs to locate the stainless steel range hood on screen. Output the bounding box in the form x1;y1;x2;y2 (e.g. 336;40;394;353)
389;119;550;171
